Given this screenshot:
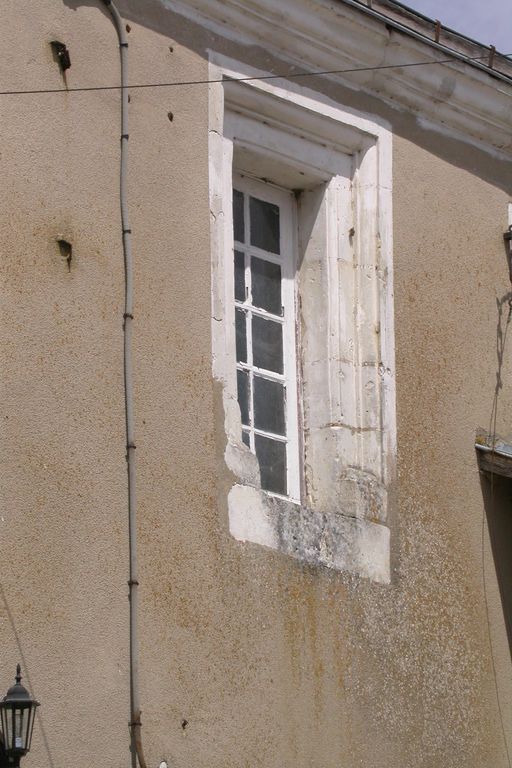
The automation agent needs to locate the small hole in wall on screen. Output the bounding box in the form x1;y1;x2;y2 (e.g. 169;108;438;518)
167;111;174;122
169;45;174;53
57;238;72;271
50;41;71;73
126;24;131;32
181;718;188;731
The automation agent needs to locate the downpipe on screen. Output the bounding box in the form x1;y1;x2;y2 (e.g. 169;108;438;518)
100;2;147;767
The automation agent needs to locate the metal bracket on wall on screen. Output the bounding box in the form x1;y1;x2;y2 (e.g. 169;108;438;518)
504;225;512;283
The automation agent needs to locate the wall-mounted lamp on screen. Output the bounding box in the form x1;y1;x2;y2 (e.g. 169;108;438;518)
0;666;39;768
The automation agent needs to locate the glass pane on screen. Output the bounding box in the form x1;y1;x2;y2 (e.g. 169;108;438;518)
233;189;244;243
234;250;245;302
14;709;23;749
255;435;287;495
242;430;250;447
235;309;247;364
26;707;36;752
252;315;283;373
254;376;286;435
0;711;7;749
237;369;250;426
250;196;280;254
251;257;282;315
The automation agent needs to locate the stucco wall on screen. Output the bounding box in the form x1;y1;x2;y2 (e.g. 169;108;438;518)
1;1;511;767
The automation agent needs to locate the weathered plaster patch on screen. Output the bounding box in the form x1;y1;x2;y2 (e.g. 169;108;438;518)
337;468;388;524
228;484;390;584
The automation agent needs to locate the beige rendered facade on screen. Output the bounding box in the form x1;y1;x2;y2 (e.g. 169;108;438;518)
1;1;512;767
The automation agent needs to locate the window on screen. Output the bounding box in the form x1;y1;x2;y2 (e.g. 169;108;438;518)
232;177;300;500
209;55;396;584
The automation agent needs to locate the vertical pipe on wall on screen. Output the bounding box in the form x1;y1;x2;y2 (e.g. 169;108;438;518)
100;2;147;767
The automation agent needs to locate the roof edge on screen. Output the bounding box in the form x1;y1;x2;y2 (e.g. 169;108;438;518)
343;0;512;82
167;0;512;157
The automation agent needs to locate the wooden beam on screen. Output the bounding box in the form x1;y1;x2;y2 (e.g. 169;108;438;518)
476;447;512;479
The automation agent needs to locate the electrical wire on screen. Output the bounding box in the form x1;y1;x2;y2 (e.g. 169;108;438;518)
0;53;510;97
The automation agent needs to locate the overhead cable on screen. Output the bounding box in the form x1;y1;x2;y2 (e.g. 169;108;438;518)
0;53;510;97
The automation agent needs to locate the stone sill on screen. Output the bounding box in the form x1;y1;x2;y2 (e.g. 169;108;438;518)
228;483;391;584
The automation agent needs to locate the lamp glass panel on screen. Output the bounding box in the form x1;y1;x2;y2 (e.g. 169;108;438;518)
10;706;15;751
14;708;24;749
26;707;36;751
0;707;8;749
23;706;33;752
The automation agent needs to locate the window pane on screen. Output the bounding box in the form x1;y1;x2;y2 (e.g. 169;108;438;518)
250;196;280;254
233;189;244;243
252;315;283;373
251;257;282;315
237;369;250;426
235;308;247;364
242;430;250;447
255;435;287;495
234;250;245;302
253;376;286;435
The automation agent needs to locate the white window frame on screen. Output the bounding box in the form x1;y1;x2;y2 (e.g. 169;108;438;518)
232;174;301;501
209;54;396;584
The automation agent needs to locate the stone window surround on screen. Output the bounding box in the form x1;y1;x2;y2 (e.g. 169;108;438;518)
209;54;396;584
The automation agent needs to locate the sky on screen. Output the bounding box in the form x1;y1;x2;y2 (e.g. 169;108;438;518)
404;0;511;54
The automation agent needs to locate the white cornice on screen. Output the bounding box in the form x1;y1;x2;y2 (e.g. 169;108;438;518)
165;0;512;158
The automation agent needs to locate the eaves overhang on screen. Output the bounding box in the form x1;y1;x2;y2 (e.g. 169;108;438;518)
166;0;512;157
340;0;512;85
